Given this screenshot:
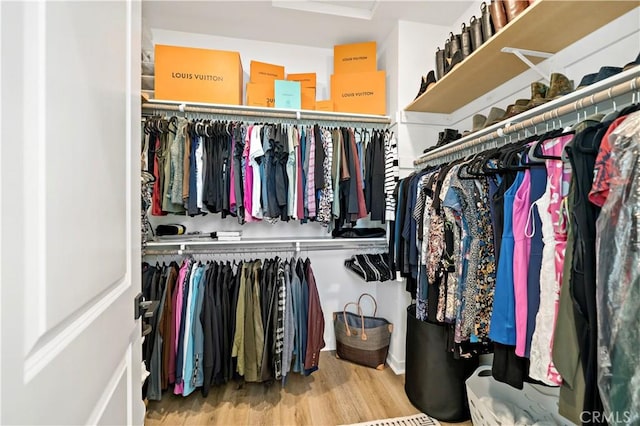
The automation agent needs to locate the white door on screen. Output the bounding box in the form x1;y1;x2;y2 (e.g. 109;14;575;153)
0;1;145;424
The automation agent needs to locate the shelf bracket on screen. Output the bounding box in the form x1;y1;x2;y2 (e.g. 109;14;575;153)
295;242;301;255
501;47;553;81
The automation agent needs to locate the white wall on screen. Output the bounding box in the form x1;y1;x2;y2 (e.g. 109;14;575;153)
378;23;400;115
395;20;451;171
151;29;334;100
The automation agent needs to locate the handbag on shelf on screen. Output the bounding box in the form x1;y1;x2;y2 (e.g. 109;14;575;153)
333;293;393;370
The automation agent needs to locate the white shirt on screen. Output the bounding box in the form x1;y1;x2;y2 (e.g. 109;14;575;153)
249;125;264;219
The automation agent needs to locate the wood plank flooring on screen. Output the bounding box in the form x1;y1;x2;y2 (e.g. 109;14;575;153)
145;351;473;426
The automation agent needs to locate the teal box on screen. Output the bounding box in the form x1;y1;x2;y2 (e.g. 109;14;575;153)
274;80;301;109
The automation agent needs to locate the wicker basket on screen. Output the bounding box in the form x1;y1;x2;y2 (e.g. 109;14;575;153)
334;294;392;370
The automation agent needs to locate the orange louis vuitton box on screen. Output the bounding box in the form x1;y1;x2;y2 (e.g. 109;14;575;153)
287;73;317;89
301;87;316;110
331;71;386;115
246;82;275;108
155;44;243;105
250;60;285;84
315;100;334;112
334;41;377;74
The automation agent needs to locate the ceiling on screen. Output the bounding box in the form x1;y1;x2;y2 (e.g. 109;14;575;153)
143;0;473;48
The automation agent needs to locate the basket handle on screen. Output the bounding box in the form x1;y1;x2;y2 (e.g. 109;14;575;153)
357;293;378;317
342;302;367;340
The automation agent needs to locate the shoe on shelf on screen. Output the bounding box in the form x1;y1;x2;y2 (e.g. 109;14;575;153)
448;50;464;73
423;128;460;153
546;72;574;99
576;73;598;90
623;52;640;71
425;70;437;89
593;66;622;83
526;81;549;108
489;0;508;32
414;76;427;100
472;114;487;132
576;65;624;91
483;107;507;128
503;0;529;22
528;73;573;107
414;71;437;100
500;99;531;120
435;47;446;80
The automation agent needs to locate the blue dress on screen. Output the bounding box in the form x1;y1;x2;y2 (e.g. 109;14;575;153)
489;171;525;345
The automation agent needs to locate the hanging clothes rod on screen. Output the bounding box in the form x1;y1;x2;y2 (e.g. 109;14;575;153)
141;99;392;125
144;237;388;256
143;244;385;257
414;70;640;167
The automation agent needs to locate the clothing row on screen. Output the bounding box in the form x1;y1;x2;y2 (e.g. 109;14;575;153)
142;117;399;230
391;105;640;425
141;256;325;401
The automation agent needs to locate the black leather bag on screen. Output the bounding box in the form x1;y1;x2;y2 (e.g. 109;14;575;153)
404;305;478;422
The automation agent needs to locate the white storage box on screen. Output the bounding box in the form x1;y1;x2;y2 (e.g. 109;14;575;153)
466;366;573;426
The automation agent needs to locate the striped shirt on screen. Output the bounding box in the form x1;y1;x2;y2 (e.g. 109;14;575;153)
384;131;399;221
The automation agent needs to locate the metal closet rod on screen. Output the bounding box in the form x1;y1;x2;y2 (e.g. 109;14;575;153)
144;244;386;256
414;74;640;167
141;102;391;125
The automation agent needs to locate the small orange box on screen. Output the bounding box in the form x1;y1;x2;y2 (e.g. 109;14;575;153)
250;60;285;84
331;71;386;115
246;82;275;108
155;44;243;105
287;73;317;89
316;100;334;112
334;41;377;74
301;87;316;110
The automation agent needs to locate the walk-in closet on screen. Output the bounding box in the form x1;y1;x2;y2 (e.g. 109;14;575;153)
1;1;639;425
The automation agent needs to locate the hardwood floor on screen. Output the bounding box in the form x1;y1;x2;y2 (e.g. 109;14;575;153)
145;351;473;426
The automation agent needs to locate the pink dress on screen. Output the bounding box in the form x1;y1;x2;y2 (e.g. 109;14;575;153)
170;260;189;386
512;169;531;357
243;126;254;222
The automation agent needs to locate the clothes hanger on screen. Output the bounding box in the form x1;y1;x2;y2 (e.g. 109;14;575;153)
529;129;572;160
167;116;178;135
467;148;499;176
526;129;561;161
